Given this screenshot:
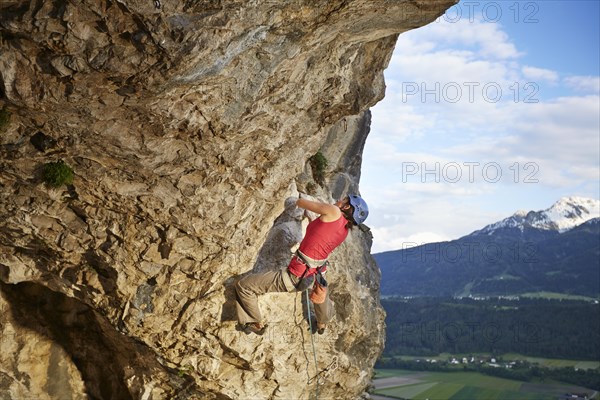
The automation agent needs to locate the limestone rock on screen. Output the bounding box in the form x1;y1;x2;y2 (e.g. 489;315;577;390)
0;1;456;398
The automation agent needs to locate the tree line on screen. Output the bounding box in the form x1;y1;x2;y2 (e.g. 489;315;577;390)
381;297;600;361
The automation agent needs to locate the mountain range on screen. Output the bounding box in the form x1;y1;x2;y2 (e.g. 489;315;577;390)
375;197;600;298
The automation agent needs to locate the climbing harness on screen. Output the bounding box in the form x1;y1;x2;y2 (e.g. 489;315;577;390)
293;250;329;292
305;289;319;400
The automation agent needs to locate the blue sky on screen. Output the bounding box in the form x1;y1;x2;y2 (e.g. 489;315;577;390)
361;0;600;253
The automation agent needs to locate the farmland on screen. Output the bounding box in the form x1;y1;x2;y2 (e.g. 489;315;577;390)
372;369;598;400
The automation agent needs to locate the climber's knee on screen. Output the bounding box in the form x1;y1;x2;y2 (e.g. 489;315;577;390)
235;277;245;294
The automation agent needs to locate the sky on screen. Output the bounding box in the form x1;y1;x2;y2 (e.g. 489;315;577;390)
361;0;600;253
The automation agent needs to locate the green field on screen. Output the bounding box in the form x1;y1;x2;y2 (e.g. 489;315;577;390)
373;369;597;400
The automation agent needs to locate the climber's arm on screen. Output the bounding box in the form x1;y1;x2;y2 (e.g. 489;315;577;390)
296;198;341;222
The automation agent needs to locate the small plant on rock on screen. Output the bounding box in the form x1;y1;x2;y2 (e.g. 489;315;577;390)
306;181;318;195
177;364;194;378
42;159;74;188
309;151;328;185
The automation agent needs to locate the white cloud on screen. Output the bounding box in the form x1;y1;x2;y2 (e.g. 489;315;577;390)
369;99;433;143
389;18;521;86
511;96;600;162
413;19;522;60
365;186;507;253
370;226;449;254
362;16;600;253
522;66;559;83
564;75;600;93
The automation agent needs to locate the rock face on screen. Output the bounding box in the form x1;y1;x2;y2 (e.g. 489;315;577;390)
0;1;455;399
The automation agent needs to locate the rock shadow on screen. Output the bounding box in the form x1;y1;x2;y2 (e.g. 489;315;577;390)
0;280;203;400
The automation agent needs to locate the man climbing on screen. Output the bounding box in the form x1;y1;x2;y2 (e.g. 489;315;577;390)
235;194;369;335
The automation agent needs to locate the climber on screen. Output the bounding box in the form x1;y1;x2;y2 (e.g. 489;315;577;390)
235;194;369;335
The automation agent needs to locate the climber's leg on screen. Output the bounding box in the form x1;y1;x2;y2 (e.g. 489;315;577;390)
235;270;288;325
313;290;335;325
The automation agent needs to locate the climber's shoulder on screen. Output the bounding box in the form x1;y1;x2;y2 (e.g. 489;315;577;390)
297;198;340;222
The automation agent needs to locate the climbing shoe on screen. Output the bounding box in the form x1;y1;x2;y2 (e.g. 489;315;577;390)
317;323;326;335
243;322;267;336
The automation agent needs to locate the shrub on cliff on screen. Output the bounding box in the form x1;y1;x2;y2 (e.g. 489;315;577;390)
42;160;74;187
309;151;328;185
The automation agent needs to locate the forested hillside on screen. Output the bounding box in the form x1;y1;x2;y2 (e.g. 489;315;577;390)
381;297;600;361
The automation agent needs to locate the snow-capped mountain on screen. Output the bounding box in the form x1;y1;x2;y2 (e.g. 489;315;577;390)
477;197;600;234
376;196;600;298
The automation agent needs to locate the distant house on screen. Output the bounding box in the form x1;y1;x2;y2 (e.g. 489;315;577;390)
559;394;589;400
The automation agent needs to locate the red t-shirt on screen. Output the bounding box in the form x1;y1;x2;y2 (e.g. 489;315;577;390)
287;215;349;277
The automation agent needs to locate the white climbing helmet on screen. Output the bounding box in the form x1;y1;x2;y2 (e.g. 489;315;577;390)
348;194;369;225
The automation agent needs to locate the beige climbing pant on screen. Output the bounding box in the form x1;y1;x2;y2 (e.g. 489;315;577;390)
235;268;335;326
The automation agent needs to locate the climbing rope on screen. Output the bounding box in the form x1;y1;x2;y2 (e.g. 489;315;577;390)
305;289;319;400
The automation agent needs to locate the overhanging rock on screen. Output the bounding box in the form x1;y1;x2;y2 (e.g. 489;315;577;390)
0;1;457;398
